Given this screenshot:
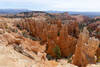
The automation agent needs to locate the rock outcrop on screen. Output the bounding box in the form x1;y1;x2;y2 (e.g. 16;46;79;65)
72;27;100;67
0;32;78;67
0;32;46;53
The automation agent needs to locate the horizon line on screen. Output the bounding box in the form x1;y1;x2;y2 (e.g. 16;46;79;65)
0;8;100;12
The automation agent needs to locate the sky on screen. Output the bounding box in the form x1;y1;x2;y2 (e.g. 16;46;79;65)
0;0;100;12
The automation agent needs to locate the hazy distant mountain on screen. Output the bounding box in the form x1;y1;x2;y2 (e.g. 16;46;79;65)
68;11;100;18
0;9;31;14
46;11;100;17
0;9;100;18
46;11;66;13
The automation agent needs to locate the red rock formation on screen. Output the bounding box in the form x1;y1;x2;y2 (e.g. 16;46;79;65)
72;27;100;67
68;22;80;38
57;25;77;57
46;24;77;57
15;19;80;58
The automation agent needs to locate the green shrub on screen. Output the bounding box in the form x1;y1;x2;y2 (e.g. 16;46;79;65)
16;24;20;28
67;59;72;63
46;54;53;60
53;45;61;59
78;23;86;31
57;31;60;36
15;29;18;33
22;31;29;38
88;28;94;33
16;24;22;30
29;36;40;41
67;54;73;63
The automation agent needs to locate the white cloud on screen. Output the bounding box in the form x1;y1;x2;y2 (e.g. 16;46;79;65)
0;0;100;12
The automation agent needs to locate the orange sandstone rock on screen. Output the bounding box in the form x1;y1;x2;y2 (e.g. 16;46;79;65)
72;27;100;67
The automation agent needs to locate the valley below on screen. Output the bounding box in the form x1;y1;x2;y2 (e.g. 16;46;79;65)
0;11;99;67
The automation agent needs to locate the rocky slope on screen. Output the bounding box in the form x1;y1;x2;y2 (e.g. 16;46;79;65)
0;32;99;67
0;17;99;67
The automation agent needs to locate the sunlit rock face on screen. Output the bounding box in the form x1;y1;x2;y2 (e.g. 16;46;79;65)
72;27;100;67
